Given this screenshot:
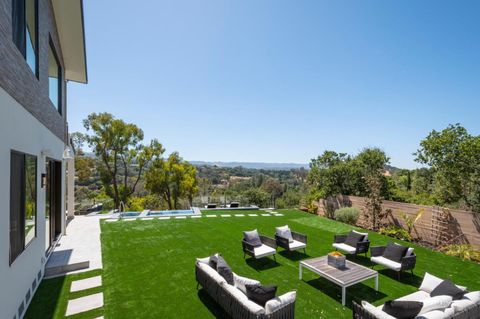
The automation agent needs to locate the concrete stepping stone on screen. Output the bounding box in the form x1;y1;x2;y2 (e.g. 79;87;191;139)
143;217;153;220
190;215;202;218
175;216;187;219
248;214;258;217
220;214;231;217
206;215;217;218
158;217;170;220
274;214;284;216
124;218;136;222
234;214;245;217
105;219;117;222
261;214;272;216
70;276;102;292
66;292;103;316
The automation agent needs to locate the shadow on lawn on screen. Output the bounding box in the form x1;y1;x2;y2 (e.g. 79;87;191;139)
278;250;311;261
245;258;280;272
24;275;66;319
197;289;230;318
305;277;387;310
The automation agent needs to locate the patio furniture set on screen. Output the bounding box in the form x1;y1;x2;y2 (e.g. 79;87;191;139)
195;227;480;319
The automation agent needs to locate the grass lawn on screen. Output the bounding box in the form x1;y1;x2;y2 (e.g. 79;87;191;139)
26;209;480;318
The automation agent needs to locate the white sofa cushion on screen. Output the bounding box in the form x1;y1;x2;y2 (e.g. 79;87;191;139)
419;296;453;315
289;240;306;250
254;244;276;258
451;299;475;313
196;256;210;265
362;301;396;319
198;262;227;284
353;230;368;241
415;307;454;319
222;282;266;315
332;243;356;254
396;290;430;302
265;291;296;314
464;291;480;303
419;273;467;293
233;273;260;294
371;256;402;271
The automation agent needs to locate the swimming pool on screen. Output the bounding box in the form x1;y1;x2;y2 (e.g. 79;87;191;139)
120;212;140;218
148;209;195;216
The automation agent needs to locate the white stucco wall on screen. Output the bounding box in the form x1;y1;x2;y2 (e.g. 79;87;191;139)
0;87;66;319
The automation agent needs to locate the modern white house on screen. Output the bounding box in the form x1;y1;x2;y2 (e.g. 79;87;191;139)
0;1;87;318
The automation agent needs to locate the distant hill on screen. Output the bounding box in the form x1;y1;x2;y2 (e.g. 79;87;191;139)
190;161;309;171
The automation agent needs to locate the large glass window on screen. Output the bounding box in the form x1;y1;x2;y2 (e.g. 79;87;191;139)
48;40;62;113
12;0;38;76
10;151;37;264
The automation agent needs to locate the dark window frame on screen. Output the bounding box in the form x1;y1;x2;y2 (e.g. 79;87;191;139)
48;36;62;115
11;0;39;78
9;150;38;265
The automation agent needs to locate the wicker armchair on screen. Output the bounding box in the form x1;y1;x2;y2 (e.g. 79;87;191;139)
332;234;370;257
275;231;307;254
370;245;416;280
242;235;277;261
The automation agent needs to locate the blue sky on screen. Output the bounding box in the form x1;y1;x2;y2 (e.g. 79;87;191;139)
68;0;480;169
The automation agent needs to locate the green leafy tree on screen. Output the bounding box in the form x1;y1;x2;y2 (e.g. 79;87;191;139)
145;152;198;209
79;112;164;209
415;124;480;211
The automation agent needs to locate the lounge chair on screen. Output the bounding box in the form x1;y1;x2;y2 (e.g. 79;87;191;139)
274;225;307;254
332;230;370;257
242;229;277;261
370;242;416;279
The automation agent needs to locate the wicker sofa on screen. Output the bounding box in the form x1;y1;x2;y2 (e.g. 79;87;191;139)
195;256;296;319
353;273;480;319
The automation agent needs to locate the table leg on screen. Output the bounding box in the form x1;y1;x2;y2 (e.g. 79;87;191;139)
342;286;346;306
299;263;302;280
375;275;378;291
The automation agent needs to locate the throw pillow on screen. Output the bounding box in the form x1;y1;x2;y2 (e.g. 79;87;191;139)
245;284;277;307
265;291;296;314
383;242;408;262
431;280;465;300
345;230;365;247
361;301;396;319
276;225;293;243
419;295;453;315
419;272;467;294
382;300;423;319
209;254;219;269
233;273;260;294
216;255;234;285
353;230;368;241
243;229;262;247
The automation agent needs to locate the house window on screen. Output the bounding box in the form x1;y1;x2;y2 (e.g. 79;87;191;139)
48;39;62;113
12;0;38;77
10;151;37;265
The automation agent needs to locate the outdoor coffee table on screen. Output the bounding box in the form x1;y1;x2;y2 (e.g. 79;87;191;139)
299;256;378;306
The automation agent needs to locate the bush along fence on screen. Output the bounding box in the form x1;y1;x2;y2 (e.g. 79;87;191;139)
316;195;480;251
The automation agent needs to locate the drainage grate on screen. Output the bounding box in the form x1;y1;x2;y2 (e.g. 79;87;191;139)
25;289;31;303
32;278;37;291
17;300;24;318
37;270;42;281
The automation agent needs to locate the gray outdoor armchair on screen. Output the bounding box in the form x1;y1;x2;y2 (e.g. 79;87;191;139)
242;234;277;261
370;244;416;280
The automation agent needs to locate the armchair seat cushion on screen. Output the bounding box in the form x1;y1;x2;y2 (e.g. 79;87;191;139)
289;239;306;250
332;243;356;254
371;256;402;271
253;244;276;258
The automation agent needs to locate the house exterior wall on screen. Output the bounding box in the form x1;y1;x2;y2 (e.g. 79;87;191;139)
0;0;67;143
0;87;66;319
0;1;69;318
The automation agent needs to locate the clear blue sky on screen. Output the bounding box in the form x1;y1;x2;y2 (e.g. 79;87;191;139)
68;0;480;169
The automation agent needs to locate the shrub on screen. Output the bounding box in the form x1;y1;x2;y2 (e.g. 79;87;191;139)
334;207;360;225
127;197;146;211
379;225;412;241
442;245;480;263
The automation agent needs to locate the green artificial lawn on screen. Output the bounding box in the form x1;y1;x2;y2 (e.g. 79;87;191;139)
26;209;480;318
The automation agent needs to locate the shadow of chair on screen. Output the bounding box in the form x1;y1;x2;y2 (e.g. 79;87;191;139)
245;257;280;272
279;250;310;261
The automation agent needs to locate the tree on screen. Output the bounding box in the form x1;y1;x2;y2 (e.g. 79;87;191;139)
415;124;480;211
80;112;164;209
145;152;198;209
363;173;383;230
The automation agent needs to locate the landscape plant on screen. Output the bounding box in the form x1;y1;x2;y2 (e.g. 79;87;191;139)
379;225;413;241
441;245;480;263
334;207;360;225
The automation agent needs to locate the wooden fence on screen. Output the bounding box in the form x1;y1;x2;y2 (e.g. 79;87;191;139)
316;195;480;249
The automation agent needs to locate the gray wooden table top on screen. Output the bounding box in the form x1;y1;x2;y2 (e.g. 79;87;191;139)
300;256;377;286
